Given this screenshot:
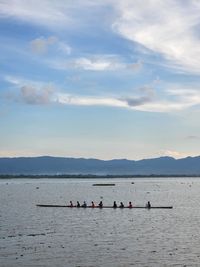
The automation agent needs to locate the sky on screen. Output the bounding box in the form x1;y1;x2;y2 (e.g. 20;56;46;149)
0;0;200;160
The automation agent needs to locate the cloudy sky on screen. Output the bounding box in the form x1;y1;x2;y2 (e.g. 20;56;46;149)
1;0;200;160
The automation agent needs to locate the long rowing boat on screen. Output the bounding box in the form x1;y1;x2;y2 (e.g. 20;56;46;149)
36;204;173;209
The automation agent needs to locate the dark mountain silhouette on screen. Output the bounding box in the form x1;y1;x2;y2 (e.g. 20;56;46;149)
0;156;200;175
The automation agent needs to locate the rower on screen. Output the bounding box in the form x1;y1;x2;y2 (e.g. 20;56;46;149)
113;201;117;208
82;201;87;208
146;201;151;209
91;201;95;208
77;201;80;207
119;202;124;208
98;201;103;208
69;201;73;207
128;201;133;208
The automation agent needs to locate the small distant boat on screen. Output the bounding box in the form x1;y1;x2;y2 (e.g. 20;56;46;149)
92;183;115;186
36;204;173;209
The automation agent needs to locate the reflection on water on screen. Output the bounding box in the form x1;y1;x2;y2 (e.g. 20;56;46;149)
0;178;200;266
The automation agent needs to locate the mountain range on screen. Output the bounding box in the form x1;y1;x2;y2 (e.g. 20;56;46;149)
0;156;200;175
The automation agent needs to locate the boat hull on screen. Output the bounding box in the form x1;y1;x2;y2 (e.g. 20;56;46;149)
36;204;173;209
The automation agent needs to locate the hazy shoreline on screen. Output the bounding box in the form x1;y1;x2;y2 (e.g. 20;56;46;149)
1;174;200;179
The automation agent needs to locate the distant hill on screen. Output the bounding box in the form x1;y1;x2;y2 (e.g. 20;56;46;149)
0;156;200;175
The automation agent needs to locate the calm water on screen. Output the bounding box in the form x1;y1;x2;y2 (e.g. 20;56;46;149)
0;178;200;267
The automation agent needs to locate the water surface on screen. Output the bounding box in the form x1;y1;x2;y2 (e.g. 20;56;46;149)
0;178;200;266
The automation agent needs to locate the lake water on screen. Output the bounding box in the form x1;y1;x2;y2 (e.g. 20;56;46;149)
0;177;200;266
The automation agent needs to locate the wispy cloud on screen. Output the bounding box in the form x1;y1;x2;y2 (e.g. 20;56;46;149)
113;0;200;74
4;75;48;88
56;92;200;112
4;75;155;109
30;36;71;55
0;0;113;30
0;0;71;29
72;56;124;71
4;75;23;86
47;56;120;71
57;94;127;108
5;75;200;112
56;87;184;113
48;55;142;72
167;87;200;108
3;1;200;75
6;88;200;111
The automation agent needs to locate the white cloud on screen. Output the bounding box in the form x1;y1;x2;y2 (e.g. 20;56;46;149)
130;86;200;112
47;56;125;71
56;85;156;109
5;75;200;112
3;1;200;75
60;84;200;112
57;93;127;108
55;97;172;112
30;36;71;55
47;56;141;72
167;87;200;107
4;75;22;86
72;56;124;71
113;0;200;74
7;87;200;111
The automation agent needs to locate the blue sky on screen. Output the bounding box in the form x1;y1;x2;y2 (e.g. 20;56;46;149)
0;0;200;159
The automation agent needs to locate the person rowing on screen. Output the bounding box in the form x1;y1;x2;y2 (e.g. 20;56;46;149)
113;201;117;208
91;201;95;208
128;201;133;208
82;201;87;208
146;201;151;209
69;201;73;207
98;201;103;208
119;202;124;208
77;201;80;207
